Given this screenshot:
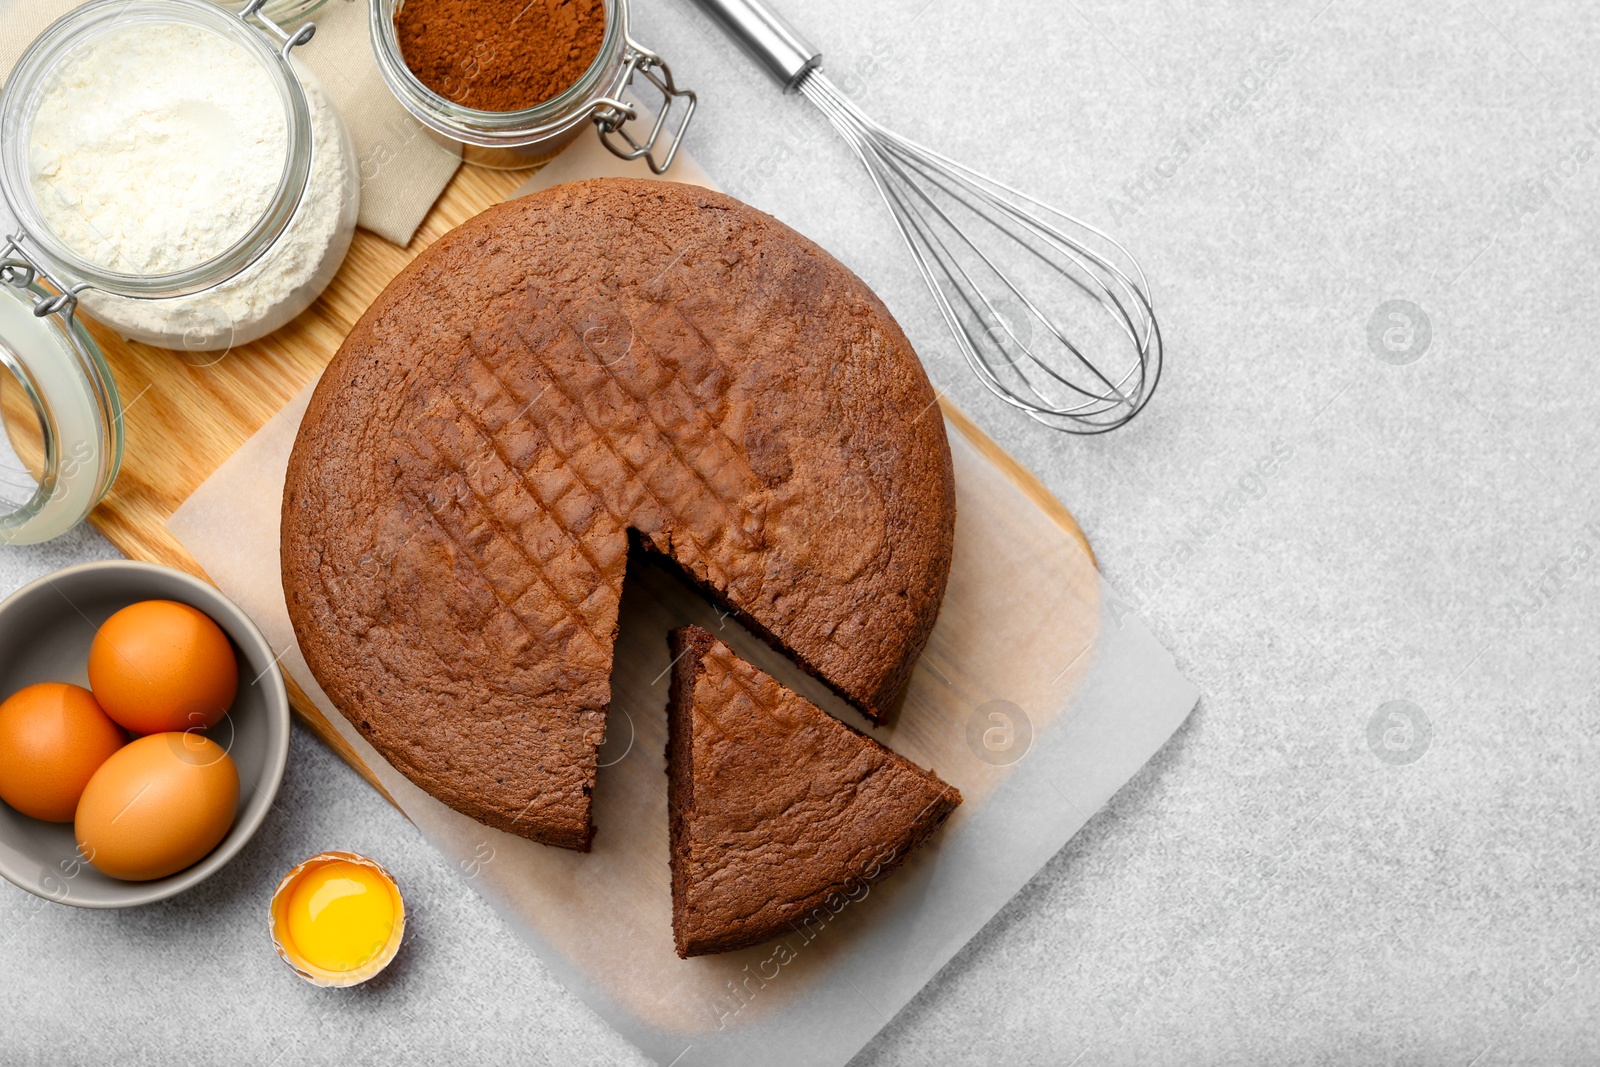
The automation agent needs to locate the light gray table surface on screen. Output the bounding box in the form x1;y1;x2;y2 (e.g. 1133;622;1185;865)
4;0;1599;1063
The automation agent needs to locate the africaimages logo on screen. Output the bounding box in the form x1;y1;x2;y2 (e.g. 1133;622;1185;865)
1507;522;1600;628
1121;437;1295;612
1106;39;1298;224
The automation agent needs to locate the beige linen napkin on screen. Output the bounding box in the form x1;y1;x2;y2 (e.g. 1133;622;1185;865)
0;0;460;245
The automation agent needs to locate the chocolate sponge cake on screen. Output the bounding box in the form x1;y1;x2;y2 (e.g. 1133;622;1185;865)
282;179;956;851
666;626;961;957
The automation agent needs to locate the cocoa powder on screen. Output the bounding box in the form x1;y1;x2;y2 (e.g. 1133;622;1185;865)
396;0;606;113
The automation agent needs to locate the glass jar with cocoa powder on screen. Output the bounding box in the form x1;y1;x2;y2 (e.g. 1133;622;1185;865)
368;0;695;170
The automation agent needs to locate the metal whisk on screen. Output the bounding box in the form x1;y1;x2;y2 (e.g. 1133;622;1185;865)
691;0;1163;434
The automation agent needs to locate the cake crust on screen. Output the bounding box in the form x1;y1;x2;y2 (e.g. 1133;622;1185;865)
282;179;955;850
666;626;962;957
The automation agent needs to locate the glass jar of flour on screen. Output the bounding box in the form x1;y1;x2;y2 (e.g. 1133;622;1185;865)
0;0;358;353
0;0;358;543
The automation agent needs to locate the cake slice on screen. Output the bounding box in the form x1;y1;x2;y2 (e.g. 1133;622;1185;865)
666;626;962;958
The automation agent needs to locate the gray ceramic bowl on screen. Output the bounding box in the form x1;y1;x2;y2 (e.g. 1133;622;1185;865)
0;561;290;907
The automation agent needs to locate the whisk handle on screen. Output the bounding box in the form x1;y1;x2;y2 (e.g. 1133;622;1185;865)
689;0;821;91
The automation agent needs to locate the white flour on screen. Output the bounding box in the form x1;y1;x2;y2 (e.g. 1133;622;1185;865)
26;21;356;350
29;22;288;276
78;72;355;350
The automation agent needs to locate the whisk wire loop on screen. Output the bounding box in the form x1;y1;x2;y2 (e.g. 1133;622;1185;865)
798;71;1163;435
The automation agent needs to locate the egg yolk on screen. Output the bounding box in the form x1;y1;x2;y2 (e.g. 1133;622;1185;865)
284;862;397;973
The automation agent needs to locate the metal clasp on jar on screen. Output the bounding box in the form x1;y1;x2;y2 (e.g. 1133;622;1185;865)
0;234;86;320
236;0;316;61
592;39;697;175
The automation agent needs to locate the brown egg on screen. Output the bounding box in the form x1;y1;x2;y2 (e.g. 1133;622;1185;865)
88;600;239;735
75;732;238;881
0;683;126;822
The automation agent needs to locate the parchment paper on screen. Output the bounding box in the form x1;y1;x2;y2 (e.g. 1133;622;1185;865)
165;138;1197;1066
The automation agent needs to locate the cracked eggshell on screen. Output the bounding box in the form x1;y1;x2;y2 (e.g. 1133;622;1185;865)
269;850;405;988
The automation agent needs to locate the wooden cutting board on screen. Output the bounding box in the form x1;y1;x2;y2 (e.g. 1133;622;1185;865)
4;163;1092;807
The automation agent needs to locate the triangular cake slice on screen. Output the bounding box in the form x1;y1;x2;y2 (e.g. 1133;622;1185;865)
666;626;962;958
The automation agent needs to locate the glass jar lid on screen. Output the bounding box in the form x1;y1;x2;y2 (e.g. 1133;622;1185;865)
0;252;123;546
0;0;317;302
